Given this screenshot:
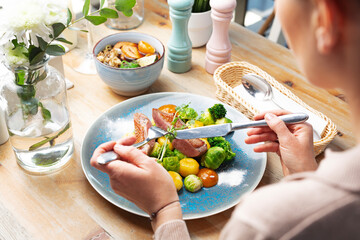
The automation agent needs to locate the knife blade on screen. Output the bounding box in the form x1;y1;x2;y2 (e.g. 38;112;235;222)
174;113;309;139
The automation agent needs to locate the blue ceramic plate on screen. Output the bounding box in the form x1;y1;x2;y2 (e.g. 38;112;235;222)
81;92;266;220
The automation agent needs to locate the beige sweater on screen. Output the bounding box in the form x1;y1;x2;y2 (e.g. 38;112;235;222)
154;145;360;240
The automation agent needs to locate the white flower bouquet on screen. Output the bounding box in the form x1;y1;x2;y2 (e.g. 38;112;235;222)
0;0;136;68
0;0;137;173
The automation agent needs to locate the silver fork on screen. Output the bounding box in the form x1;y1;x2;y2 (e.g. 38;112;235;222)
96;126;169;165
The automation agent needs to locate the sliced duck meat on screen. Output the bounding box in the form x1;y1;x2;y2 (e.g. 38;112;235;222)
152;108;184;131
152;108;207;158
172;138;208;158
134;113;155;155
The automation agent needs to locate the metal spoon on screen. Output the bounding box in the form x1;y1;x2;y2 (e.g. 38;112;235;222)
241;73;321;140
241;73;283;109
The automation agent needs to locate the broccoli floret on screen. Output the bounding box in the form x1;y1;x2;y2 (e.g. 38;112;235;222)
175;104;198;121
208;104;227;120
208;137;236;161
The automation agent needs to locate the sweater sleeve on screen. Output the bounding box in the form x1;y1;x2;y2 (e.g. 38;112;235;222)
220;214;268;240
154;219;191;240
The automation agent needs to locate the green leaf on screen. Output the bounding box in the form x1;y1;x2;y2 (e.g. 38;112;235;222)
122;9;133;17
82;0;91;16
80;29;89;33
46;45;66;56
100;0;105;8
67;8;72;25
115;0;136;11
56;37;73;45
52;23;66;39
100;8;119;18
36;36;48;51
28;46;44;65
39;102;52;121
85;15;108;25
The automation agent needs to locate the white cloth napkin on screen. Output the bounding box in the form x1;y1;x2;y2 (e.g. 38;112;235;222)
233;85;327;141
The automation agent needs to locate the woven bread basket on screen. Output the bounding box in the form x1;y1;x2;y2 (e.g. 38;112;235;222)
213;61;337;156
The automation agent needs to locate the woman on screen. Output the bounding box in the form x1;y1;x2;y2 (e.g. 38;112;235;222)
91;0;360;239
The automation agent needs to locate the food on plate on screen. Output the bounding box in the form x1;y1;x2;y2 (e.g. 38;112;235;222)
201;146;226;170
208;137;236;161
134;113;155;155
138;40;156;54
163;156;180;172
158;104;177;114
157;136;173;150
130;103;236;193
199;103;227;126
179;158;200;177
215;117;232;124
97;40;160;68
184;175;203;193
169;171;183;191
197;168;218;188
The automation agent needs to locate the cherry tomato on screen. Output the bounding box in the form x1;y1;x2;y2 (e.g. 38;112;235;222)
159;104;177;114
197;168;218;188
138;40;156;54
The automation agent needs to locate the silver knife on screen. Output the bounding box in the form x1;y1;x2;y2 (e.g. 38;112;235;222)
174;113;309;139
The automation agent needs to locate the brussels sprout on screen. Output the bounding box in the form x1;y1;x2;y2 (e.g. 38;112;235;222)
150;142;175;158
176;104;198;121
184;174;203;192
215;117;232;124
208;137;236;161
162;156;180;172
199;109;215;126
201;146;226;170
174;149;187;160
150;142;162;157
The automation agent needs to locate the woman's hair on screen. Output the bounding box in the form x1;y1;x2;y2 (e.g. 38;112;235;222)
333;0;360;20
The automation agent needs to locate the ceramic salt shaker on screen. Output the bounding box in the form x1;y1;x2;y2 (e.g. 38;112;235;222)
0;100;9;145
167;0;194;73
205;0;236;74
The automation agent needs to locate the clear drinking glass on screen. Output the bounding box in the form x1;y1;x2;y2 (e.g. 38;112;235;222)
106;0;144;30
1;55;74;174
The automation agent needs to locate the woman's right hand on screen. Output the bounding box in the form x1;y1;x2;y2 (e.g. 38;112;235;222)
245;110;318;176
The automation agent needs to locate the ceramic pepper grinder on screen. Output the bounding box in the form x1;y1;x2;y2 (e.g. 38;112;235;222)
167;0;194;73
205;0;236;74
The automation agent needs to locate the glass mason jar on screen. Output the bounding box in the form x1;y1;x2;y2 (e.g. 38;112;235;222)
0;55;74;174
105;0;144;30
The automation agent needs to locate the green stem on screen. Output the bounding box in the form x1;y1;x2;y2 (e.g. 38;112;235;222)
28;122;71;151
69;9;102;26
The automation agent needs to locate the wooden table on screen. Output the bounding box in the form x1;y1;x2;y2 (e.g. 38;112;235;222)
0;1;355;239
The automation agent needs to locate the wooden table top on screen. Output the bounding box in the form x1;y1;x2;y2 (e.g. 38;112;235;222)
0;1;355;239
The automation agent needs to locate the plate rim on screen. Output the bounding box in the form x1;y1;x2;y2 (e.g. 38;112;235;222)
80;92;267;220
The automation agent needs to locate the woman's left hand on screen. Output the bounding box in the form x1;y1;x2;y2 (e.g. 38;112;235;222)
90;136;179;217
